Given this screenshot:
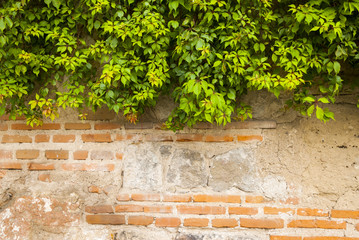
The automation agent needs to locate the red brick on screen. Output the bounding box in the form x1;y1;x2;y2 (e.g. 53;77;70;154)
53;135;75;143
35;134;50;143
183;218;209;227
0;123;8;131
132;193;160;202
2;134;32;143
45;150;69;160
193;194;241;203
144;135;173;142
85;205;114;213
177;206;225;215
88;185;101;193
28;163;55;171
237;135;263;141
204;135;234;142
144;206;173;213
240;218;284;229
356;223;359;231
331;210;359;219
115;205;144;212
61;163;115;171
94;123;121;130
65;123;91;130
73;150;88;160
229;207;258;215
270;236;302;240
86;215;125;225
176;134;204;142
115;134;138;141
128;216;153;226
11;123;60;130
90;151;114;160
287;219;346;229
0;150;12;159
116;152;123;160
212;218;238;228
163;194;191;202
38;174;51;182
82;134;112;142
117;194;130;201
281;197;300;205
0;162;22;170
297;208;328;217
155;217;181;227
264;207;295;215
245;196;264;203
16;150;39;159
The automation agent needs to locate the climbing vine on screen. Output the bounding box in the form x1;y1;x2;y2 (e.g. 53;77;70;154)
0;0;359;129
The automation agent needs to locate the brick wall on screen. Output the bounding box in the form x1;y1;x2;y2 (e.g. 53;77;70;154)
1;109;359;240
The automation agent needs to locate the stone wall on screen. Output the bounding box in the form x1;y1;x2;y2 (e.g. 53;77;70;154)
0;93;359;240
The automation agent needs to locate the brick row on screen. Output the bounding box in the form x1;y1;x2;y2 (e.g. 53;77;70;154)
0;162;115;172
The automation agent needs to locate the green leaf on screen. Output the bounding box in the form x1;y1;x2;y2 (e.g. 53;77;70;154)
333;61;340;74
303;96;315;103
307;105;315;117
169;1;179;11
227;89;236;100
0;18;5;31
94;20;101;29
318;97;329;103
316;106;324;120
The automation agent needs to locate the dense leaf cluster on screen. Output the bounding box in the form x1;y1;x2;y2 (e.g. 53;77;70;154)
1;0;359;129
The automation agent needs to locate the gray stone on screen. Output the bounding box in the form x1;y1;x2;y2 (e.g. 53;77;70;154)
166;149;208;189
209;148;259;192
123;145;162;191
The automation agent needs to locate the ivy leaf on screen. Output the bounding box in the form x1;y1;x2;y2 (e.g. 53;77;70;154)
316;106;324;120
0;18;5;31
169;1;179;11
333;61;341;74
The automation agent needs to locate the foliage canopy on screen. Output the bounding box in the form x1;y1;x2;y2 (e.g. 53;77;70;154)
1;0;359;129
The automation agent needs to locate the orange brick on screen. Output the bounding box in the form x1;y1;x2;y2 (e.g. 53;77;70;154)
297;208;328;217
94;123;121;130
82;134;112;142
183;218;209;227
240;218;284;229
229;207;258;215
73;150;88;160
237;135;263;141
245;196;264;203
0;123;8;131
132;193;160;202
128;216;153;226
115;152;123;160
88;185;101;193
270;236;302;240
144;206;173;213
115;205;144;212
281;197;300;205
0;162;22;170
0;114;25;121
85;205;113;213
193;194;241;203
65;123;91;130
61;163;114;171
0;150;12;159
38;174;51;182
2;134;32;143
28;163;55;171
45;150;69;160
35;134;50;143
176;134;204;142
264;207;295;215
144;135;173;142
155;217;181;227
163;194;191;202
287;219;346;229
212;218;238;228
11;123;60;130
356;223;359;231
117;194;130;201
331;210;359;219
53;134;75;143
16;150;39;159
115;134;138;141
204;135;234;142
86;215;125;225
177;206;225;215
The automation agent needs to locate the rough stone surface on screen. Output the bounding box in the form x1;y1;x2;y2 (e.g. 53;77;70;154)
166;149;208;189
208;148;259;192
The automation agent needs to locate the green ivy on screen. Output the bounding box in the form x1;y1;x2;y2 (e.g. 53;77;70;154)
0;0;358;129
